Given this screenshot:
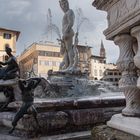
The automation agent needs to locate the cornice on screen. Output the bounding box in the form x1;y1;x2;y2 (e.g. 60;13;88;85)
93;0;119;11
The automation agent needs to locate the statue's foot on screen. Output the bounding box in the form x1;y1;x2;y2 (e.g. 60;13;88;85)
68;66;76;71
8;126;15;134
61;66;73;72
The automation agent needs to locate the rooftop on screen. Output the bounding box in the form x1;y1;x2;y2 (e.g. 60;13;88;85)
0;27;20;41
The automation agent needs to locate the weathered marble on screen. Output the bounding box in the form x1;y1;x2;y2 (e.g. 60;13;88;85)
93;0;140;40
131;26;140;88
0;97;125;137
93;0;140;117
59;0;79;72
108;114;140;137
114;34;140;116
93;0;140;138
92;125;140;140
9;96;125;111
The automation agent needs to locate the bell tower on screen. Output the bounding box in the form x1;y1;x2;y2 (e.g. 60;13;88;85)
100;40;106;58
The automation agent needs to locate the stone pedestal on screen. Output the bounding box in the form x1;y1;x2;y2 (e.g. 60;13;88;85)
47;70;117;98
0;96;125;138
107;114;140;137
114;34;140;117
131;26;140;88
47;70;88;87
93;0;140;138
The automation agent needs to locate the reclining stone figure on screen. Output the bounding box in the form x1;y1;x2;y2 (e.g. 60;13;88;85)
9;77;41;134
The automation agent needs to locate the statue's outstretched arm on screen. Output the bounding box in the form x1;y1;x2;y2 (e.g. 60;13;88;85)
28;78;42;89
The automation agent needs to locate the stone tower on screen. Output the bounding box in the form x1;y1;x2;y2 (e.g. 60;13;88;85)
100;40;106;58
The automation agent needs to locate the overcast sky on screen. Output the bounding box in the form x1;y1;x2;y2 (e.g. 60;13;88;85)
0;0;119;63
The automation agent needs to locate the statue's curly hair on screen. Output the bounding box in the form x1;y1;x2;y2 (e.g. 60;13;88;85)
5;46;12;53
59;0;68;3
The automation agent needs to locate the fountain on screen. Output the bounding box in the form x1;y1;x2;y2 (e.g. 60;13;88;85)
0;0;125;139
46;8;61;40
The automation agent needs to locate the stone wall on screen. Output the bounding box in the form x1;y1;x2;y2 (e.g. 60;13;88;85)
1;96;125;137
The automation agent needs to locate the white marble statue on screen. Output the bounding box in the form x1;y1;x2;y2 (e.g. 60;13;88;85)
59;0;79;72
93;0;140;137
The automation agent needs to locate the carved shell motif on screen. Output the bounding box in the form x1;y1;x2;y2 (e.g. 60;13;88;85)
126;0;138;11
109;5;119;25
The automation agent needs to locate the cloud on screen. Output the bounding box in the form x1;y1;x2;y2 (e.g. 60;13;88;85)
0;0;31;16
0;0;119;63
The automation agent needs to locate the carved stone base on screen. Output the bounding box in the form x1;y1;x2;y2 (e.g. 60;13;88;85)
107;114;140;137
0;97;125;138
122;87;140;117
137;77;140;88
0;108;123;137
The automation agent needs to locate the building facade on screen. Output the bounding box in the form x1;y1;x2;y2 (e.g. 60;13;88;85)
77;45;92;74
18;42;62;78
0;27;20;61
90;55;106;80
90;41;117;80
102;69;121;86
18;42;92;78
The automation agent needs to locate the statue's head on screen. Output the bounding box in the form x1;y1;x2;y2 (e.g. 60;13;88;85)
5;46;12;55
59;0;69;13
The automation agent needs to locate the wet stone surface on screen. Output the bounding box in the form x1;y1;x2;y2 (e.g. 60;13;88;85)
0;96;125;138
9;96;125;112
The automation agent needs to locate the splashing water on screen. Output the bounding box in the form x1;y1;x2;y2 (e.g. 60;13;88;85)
76;8;90;33
45;8;61;40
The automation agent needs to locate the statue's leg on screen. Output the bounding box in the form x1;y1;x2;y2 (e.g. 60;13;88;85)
31;105;40;127
9;102;32;134
65;37;74;70
30;105;42;135
64;52;69;69
59;51;69;70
